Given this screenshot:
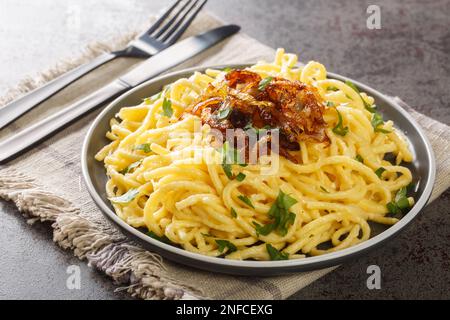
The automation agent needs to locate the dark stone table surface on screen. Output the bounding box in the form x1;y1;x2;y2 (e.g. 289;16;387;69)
0;0;449;299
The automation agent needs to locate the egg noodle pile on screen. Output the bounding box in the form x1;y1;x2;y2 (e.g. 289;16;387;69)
95;49;414;260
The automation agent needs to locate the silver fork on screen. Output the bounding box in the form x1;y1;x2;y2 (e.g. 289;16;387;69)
0;0;207;130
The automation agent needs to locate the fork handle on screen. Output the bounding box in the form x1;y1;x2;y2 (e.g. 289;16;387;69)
0;52;118;130
0;80;130;163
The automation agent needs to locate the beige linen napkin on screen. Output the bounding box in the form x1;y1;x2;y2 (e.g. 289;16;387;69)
0;12;449;300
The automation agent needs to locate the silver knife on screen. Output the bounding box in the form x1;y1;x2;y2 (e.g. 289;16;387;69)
0;25;240;163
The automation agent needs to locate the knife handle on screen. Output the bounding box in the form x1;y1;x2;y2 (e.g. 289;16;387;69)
0;80;129;163
0;52;118;130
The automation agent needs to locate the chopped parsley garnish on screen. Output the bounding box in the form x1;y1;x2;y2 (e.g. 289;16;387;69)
326;101;335;107
345;79;377;113
230;207;238;218
215;240;237;253
371;112;383;128
238;195;255;208
134;143;152;153
387;187;412;215
365;104;377;113
371;112;391;133
147;231;172;244
236;172;246;182
253;221;275;236
109;188;139;204
266;244;289;260
386;202;401;215
120;160;142;175
162;97;173;117
217;106;232;120
220;142;246;180
144;91;162;104
253;190;297;237
407;182;416;192
375;167;386;178
151;91;162;101
332;109;349;136
327;86;339;91
258;76;273;91
222;67;233;73
345;80;359;93
320;186;329;193
355;154;364;163
222;163;233;179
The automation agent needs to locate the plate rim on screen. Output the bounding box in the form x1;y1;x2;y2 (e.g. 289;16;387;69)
81;64;436;274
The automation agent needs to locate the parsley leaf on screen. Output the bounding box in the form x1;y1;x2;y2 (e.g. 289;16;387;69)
345;80;377;113
355;154;364;163
387;186;412;215
144;91;162;104
151;91;162;102
134;143;152;153
217;106;232;120
222;163;233;179
371;112;391;133
258;76;273;91
332;109;349;136
220;142;246;180
109;188;139;204
375;127;391;133
236;172;246;182
162;97;173;117
407;182;416;192
371;112;383;128
120;160;142;175
387;202;401;215
327;86;339;91
215;240;237;253
345;80;360;93
277;191;297;209
222;67;233;73
375;167;386;178
253;221;275;236
266;244;289;260
253;190;297;237
326;101;335;107
238;195;255;208
230;207;237;218
365;104;377;113
394;187;410;209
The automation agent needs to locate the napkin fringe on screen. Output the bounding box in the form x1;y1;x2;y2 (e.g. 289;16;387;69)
0;167;203;300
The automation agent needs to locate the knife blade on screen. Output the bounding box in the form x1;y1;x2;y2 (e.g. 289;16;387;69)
0;25;240;163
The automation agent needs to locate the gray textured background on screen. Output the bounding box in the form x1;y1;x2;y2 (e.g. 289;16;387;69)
0;0;449;299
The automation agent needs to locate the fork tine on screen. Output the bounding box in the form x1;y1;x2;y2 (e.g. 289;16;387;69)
140;0;183;37
152;0;194;38
161;0;207;44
